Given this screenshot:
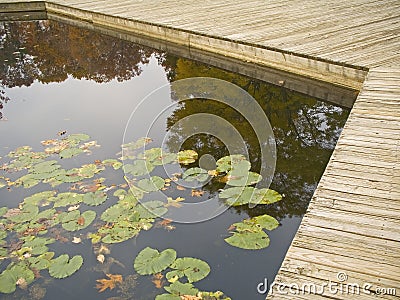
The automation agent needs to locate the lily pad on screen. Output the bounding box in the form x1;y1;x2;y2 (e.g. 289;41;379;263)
225;231;270;250
224;214;279;250
216;155;249;173
226;171;262;186
27;252;55;270
137;176;165;192
53;192;84;208
49;254;83;279
23;191;57;206
136;201;167;218
102;159;123;170
0;263;35;293
220;187;282;206
177;150;198;165
83;191;107;206
164;281;198;296
30;160;60;174
124;160;154;176
66;133;90;143
59;210;96;231
166;257;210;283
59;148;83;159
182;167;209;182
155;294;181;300
134;247;176;275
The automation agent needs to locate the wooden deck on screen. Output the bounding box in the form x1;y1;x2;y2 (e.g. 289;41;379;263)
0;0;399;298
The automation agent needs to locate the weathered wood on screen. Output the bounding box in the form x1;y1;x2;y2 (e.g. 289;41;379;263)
0;1;398;299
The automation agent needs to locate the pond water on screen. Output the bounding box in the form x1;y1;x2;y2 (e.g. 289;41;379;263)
0;20;352;300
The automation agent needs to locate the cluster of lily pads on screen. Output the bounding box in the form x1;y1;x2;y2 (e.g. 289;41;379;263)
134;247;230;299
0;132;283;297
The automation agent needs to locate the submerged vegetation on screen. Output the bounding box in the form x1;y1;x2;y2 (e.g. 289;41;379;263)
0;133;282;297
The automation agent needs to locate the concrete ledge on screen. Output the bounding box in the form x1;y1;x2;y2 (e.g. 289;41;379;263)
43;1;368;90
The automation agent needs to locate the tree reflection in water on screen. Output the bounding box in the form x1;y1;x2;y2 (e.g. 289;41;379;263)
0;20;350;220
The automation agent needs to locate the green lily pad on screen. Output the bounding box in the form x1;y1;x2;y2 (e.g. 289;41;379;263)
23;191;57;206
224;214;279;250
136;201;167;218
16;174;40;188
182;167;209;182
66;133;90;143
122;137;152;151
226;171;262;186
101;204;127;222
28;252;55;270
220;187;282;206
22;236;55;255
59;210;96;231
166;257;210;283
225;231;270;250
83;191;107;206
137;176;165;192
164;281;198;296
78;164;102;178
155;294;181;300
7;204;39;223
49;254;83;279
53;192;84;208
59;148;83;159
102;159;123;170
177;150;198;165
0;263;35;293
198;290;231;299
30;160;60;174
134;247;176;275
216;155;249;173
124;160;154;176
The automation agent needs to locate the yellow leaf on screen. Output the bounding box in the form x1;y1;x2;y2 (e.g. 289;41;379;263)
72;237;81;244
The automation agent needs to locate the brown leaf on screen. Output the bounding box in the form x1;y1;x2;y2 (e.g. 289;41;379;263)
176;185;186;191
96;274;123;292
181;295;201;300
77;216;85;226
152;273;165;289
57;130;67;136
191;190;204;197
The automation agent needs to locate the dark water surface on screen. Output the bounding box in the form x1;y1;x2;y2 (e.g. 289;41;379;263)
0;20;352;300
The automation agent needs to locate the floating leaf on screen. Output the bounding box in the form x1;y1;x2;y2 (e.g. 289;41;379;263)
49;254;83;278
216;155;248;173
220;187;282;206
124;160;154;176
30;160;60;174
0;264;35;293
83;191;107;206
59;210;96;231
224;231;270;250
182;168;209;182
164;281;198;296
59;148;83;159
155;294;180;300
134;247;176;275
23;191;56;206
66;133;90;143
136;201;167;218
96;273;123;292
226;171;262;186
137;176;165;192
27;252;55;270
53;192;84;208
78;164;102;178
224;214;279;250
177;150;198;165
166;257;210;283
102;159;123;170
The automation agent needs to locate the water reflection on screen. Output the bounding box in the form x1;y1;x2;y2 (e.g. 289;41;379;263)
0;20;349;221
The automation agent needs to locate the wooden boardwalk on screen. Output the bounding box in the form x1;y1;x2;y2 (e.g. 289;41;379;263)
0;0;399;298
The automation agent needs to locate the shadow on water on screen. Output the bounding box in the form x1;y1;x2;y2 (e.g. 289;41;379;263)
0;19;354;299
